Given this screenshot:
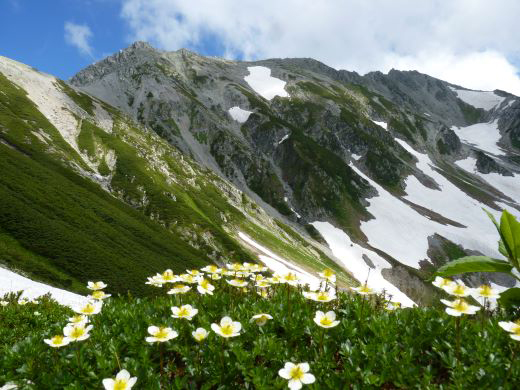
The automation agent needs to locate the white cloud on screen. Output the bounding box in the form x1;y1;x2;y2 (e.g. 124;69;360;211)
64;22;94;57
120;0;520;95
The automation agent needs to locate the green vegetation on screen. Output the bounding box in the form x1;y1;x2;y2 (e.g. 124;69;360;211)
55;80;95;116
1;275;519;388
457;100;484;125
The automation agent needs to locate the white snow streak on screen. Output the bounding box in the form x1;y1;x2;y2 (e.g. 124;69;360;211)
371;120;388;130
228;106;252;123
311;221;415;307
452;120;506;156
0;267;89;308
450;87;505;110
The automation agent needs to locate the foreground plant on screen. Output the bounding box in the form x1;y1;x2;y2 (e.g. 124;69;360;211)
171;304;198;320
278;362;315;389
211;316;241;338
102;369;137;390
499;321;520;341
44;335;71;348
250;313;273;326
145;326;178;343
313;311;340;328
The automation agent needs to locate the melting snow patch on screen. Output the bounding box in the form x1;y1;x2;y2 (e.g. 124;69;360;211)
228;106;253;123
351;153;362;160
238;232;319;289
278;133;290;144
455;157;520;203
452;120;506;156
244;66;289;100
371;120;388;130
351;140;502;269
311;221;415;307
450;87;505;111
0;267;89;308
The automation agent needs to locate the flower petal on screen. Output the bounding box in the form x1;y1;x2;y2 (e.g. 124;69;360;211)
301;373;315;384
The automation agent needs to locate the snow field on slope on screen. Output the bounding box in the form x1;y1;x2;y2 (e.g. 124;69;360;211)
452;120;506;156
0;267;89;307
238;232;319;289
450;87;505;111
353;139;503;271
228;106;252;123
244;66;289;100
455;157;520;204
310;222;415;307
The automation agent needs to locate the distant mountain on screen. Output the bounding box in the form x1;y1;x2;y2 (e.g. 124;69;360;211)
0;55;343;298
1;40;519;306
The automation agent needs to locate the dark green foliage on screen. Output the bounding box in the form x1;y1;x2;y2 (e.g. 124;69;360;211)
457;100;484;125
1;286;519;388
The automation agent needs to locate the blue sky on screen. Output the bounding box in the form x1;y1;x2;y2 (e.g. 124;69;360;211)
1;0;128;79
2;0;520;94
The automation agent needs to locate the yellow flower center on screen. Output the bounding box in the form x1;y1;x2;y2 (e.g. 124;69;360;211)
316;292;329;301
71;315;83;323
92;291;105;299
200;279;209;289
359;285;371;293
82;304;95;314
323;269;334;278
320;317;333;326
452;285;466;295
285;273;297;281
221;324;234;336
479;285;493;297
162;271;174;281
155;327;169;339
113;379;128;390
70;327;85;339
208;265;217;273
178;307;190;317
52;336;64;345
453;299;469;312
439;278;451;287
289;366;305;380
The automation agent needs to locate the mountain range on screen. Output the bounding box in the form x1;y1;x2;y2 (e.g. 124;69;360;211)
1;41;519;305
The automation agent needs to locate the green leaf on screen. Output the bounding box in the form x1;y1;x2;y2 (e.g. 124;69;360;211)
498;287;520;309
498;239;509;258
434;256;513;278
500;210;520;267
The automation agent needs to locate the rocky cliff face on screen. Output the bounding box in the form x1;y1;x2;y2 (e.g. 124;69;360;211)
70;42;520;303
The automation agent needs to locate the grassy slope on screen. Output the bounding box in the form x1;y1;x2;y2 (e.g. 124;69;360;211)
0;70;353;295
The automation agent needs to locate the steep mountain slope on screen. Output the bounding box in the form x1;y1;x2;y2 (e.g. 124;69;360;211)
70;42;520;304
0;55;350;298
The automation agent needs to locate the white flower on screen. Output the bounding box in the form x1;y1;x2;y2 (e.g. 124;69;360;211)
278;362;315;389
210;273;222;280
34;311;41;316
498;321;520;341
440;298;480;316
318;268;336;283
351;284;375;295
88;290;111;300
256;280;271;288
211;316;241;338
250;313;273;326
384;301;401;311
443;282;473;297
197;278;215;295
226;279;248;288
145;275;164;287
280;272;300;286
63;323;93;342
73;301;102;316
257;289;269;299
87;281;107;290
179;274;199;284
192;327;209;342
432;276;454;289
167;284;191;295
302;290;336;302
187;269;202;277
227;263;243;272
44;335;71;348
18;298;29;305
102;369;137;390
0;300;8;306
313;311;340;328
145;326;178;343
68;315;89;326
171;304;198;320
201;265;221;274
475;284;500;299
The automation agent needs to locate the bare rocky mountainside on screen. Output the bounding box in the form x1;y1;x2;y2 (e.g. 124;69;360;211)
1;41;519;306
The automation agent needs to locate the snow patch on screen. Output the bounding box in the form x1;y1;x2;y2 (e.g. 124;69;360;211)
351;153;362;160
0;267;89;308
351;140;503;270
244;66;289;100
371;120;388;130
228;106;252;123
278;133;290;144
455;157;520;203
238;232;319;289
450;87;505;110
311;221;415;307
452;120;505;156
